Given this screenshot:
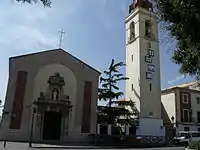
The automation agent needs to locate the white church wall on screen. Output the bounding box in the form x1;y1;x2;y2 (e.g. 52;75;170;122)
139;38;161;118
125;7;161;119
125;38;141;113
125;10;141;113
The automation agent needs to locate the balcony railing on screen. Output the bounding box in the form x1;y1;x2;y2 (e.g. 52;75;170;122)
180;117;200;124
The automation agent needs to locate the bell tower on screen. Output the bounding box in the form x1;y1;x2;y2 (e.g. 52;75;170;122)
125;0;165;136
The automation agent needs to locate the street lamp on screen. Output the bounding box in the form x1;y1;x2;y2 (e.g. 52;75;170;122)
171;116;176;138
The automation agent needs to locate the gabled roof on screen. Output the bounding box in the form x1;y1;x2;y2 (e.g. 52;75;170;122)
162;81;199;93
9;48;101;75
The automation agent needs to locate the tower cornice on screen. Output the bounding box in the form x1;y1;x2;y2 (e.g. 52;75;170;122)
125;7;157;23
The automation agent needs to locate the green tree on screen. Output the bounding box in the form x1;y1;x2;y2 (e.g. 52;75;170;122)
98;59;128;107
97;100;138;127
156;0;200;81
16;0;51;7
98;59;138;126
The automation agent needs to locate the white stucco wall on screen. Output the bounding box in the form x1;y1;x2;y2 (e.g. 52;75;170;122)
137;118;164;136
161;92;176;123
125;7;161;119
190;92;200;122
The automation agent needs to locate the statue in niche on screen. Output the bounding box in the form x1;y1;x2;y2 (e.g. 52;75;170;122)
52;88;59;100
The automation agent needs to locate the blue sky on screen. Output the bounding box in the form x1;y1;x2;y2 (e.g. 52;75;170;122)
0;0;195;104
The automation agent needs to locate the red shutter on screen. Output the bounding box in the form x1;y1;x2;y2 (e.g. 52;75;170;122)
81;81;92;133
9;71;27;129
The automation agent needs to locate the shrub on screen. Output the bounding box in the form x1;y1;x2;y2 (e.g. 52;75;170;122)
188;141;200;149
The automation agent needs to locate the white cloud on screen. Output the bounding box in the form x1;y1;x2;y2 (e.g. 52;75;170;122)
0;0;80;102
6;26;57;48
0;0;80;55
168;75;185;85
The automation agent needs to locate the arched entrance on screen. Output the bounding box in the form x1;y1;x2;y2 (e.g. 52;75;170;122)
42;111;62;140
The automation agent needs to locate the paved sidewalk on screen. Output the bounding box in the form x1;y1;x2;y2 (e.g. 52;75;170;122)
0;142;185;150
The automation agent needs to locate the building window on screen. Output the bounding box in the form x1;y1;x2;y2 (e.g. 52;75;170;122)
131;84;134;91
197;112;200;123
197;97;200;104
145;20;151;38
149;83;152;91
149;112;153;117
184;127;190;131
131;55;133;62
129;22;135;41
182;93;189;104
183;109;190;122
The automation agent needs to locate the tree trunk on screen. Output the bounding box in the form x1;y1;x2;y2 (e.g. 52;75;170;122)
108;72;112;124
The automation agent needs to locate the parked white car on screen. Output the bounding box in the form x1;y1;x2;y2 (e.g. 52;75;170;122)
173;131;200;146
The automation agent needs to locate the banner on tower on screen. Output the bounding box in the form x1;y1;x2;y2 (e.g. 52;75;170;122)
145;48;155;81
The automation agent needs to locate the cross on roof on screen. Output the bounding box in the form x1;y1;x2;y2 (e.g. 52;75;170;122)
59;28;65;48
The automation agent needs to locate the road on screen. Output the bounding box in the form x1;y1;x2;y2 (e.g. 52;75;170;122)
0;142;185;150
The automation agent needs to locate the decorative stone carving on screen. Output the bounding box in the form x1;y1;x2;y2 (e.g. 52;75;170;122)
52;88;59;100
129;0;153;14
48;73;65;87
35;73;73;113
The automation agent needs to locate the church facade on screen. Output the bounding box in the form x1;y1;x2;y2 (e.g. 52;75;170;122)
0;49;100;142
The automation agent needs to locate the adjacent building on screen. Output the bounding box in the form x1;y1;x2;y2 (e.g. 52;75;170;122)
162;82;200;134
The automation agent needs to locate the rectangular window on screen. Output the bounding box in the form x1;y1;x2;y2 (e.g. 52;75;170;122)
149;112;153;117
183;109;189;122
197;112;200;123
184;127;190;131
81;81;92;133
182;93;189;104
197;97;200;104
131;55;133;62
149;83;152;91
10;71;27;129
132;84;134;91
145;20;151;38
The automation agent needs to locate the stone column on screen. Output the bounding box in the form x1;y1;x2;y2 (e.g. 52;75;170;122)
61;114;66;140
62;112;69;140
97;124;101;134
126;125;130;135
107;124;112;135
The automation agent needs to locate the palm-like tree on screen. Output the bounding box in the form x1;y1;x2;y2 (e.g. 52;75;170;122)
98;59;133;125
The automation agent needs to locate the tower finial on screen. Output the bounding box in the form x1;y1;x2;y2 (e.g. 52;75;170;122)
129;0;153;14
